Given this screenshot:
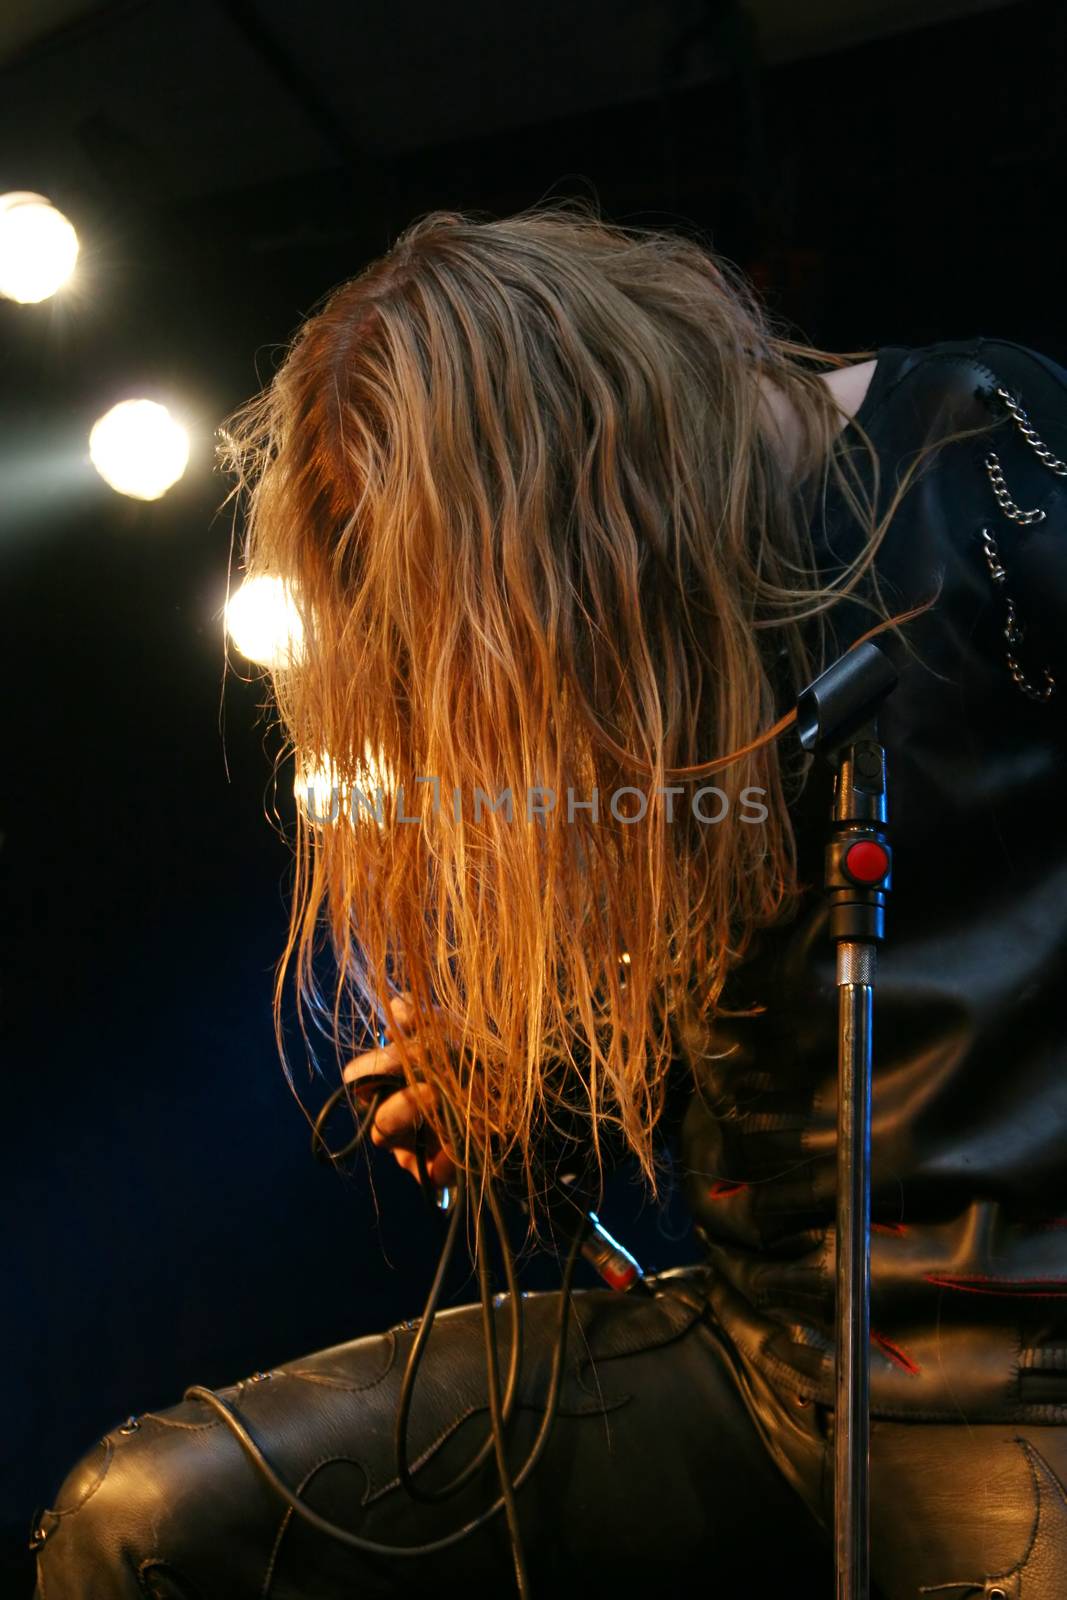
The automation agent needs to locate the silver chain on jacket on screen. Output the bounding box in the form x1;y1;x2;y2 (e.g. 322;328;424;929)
979;385;1063;702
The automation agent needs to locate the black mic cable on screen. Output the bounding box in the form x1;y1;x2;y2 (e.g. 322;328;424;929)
184;1083;584;1596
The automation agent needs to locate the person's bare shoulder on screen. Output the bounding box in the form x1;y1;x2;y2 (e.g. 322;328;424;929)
820;358;877;423
759;358;878;477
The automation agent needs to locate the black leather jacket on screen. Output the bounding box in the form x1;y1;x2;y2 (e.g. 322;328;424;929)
678;337;1067;1424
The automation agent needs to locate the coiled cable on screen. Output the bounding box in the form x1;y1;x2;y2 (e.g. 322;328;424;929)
184;1074;584;1595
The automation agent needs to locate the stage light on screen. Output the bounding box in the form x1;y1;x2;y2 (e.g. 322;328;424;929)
0;192;79;303
89;399;189;500
295;754;344;823
294;745;393;826
225;574;305;668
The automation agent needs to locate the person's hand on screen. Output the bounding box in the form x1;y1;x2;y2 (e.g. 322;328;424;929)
342;995;459;1190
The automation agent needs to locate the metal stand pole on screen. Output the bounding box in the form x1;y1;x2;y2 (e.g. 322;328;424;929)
797;643;897;1600
834;853;877;1600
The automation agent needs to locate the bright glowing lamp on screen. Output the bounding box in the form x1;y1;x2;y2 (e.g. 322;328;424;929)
89;399;189;501
295;754;345;824
0;192;79;303
225;574;305;669
294;744;394;826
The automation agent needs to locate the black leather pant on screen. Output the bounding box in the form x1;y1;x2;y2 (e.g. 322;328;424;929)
33;1266;1067;1599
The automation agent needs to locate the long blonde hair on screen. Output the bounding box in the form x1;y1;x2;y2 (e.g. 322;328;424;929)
217;201;916;1209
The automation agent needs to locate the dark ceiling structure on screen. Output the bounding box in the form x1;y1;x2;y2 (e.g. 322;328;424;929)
0;0;1017;211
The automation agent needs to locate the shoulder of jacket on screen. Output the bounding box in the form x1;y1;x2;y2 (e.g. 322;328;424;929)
870;337;1067;457
886;337;1067;428
971;337;1067;398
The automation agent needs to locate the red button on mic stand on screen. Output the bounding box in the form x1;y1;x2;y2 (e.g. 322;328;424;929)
843;839;891;886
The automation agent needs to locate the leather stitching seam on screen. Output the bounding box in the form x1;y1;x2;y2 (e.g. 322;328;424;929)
39;1437;114;1520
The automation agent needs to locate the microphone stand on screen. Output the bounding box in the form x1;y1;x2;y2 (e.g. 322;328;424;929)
796;641;898;1600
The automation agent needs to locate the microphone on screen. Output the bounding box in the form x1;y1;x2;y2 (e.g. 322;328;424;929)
315;1069;650;1292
